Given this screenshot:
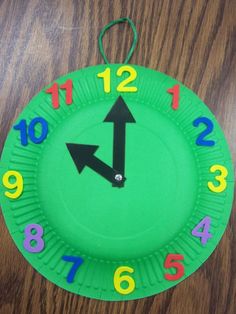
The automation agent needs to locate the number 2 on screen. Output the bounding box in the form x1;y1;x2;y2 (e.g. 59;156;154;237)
193;117;215;146
208;164;228;193
97;66;138;93
117;66;137;92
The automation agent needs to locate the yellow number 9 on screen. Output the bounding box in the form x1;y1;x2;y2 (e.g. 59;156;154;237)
208;165;228;193
114;266;135;295
2;170;24;199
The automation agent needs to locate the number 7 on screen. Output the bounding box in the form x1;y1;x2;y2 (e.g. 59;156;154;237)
62;255;83;283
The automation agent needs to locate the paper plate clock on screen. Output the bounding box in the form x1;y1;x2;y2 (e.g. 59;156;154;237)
0;18;234;301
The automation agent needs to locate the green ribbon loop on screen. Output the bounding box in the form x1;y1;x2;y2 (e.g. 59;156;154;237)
98;17;138;64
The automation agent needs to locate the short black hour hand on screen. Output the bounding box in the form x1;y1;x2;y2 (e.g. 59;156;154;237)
104;96;136;186
66;143;125;187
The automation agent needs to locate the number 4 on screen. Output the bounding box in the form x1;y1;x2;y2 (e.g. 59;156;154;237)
192;216;212;245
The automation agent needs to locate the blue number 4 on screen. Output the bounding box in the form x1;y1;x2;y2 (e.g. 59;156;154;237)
62;255;83;283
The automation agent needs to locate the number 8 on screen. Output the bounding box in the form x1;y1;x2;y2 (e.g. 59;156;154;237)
23;224;44;253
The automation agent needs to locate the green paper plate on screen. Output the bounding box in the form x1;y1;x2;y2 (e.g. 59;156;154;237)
0;64;234;301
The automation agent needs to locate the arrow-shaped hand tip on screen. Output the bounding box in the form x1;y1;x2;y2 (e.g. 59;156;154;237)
103;96;136;123
66;143;99;173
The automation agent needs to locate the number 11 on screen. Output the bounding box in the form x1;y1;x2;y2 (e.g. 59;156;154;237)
46;79;73;109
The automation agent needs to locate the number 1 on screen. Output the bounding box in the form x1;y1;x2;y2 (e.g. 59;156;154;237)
97;68;111;93
167;84;180;110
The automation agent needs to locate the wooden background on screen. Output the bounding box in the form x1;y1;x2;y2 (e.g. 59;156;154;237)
0;0;235;313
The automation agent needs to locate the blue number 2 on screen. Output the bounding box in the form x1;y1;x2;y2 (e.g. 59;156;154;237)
62;255;83;283
193;117;215;146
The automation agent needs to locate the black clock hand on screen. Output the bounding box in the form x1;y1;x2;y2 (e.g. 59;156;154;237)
104;96;135;187
66;143;125;187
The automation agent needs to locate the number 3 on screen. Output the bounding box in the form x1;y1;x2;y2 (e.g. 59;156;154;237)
208;164;228;193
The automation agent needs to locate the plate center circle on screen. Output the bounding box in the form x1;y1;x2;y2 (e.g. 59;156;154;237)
39;102;198;259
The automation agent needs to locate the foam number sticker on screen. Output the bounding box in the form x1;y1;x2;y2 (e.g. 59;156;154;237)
193;117;215;146
2;170;23;199
14;117;48;146
114;266;135;295
23;224;45;253
97;68;111;93
167;84;180;110
208;165;228;193
46;79;73;109
192;216;212;245
62;256;83;283
97;66;138;93
164;254;184;281
116;66;138;92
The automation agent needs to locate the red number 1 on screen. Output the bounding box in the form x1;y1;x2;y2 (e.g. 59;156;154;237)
167;84;180;110
46;79;73;109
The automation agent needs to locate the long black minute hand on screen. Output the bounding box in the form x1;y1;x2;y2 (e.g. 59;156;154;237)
66;143;125;187
104;96;136;186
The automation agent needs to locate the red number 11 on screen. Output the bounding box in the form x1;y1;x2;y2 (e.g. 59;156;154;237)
46;79;73;109
167;84;180;110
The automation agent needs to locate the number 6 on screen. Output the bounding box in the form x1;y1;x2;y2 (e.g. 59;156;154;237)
114;266;135;295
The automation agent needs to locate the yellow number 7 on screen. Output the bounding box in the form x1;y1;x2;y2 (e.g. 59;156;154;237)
208;165;228;193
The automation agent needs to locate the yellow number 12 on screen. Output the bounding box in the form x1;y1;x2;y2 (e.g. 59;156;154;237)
97;66;138;93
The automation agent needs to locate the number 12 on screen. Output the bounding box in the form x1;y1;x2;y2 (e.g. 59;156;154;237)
97;66;138;93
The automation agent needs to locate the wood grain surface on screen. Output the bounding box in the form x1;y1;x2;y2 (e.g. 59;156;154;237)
0;0;235;313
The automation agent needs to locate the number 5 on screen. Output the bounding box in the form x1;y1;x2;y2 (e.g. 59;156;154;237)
164;254;184;281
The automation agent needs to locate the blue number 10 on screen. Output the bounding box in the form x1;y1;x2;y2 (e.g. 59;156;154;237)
14;117;48;146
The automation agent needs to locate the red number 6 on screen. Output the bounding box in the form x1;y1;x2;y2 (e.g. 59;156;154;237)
164;254;184;281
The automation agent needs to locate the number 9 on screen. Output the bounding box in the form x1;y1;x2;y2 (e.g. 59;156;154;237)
2;170;24;199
